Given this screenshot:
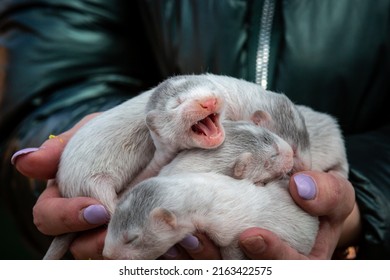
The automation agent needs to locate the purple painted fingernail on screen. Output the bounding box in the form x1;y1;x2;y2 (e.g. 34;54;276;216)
294;174;317;200
11;148;40;165
163;246;179;259
83;205;110;224
180;235;199;250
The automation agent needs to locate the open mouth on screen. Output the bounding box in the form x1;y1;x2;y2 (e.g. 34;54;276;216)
191;113;221;138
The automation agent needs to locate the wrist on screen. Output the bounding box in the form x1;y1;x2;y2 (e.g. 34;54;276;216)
333;202;361;259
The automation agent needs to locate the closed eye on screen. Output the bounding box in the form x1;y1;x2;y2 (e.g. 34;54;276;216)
270;152;279;159
170;97;183;109
123;233;139;244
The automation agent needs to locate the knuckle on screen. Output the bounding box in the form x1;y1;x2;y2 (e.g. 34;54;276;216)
32;203;49;235
69;230;105;260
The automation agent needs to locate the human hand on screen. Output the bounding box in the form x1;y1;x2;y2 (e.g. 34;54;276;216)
238;171;358;259
11;113;111;259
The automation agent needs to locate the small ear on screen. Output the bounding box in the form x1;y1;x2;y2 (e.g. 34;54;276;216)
233;152;254;179
145;110;160;136
150;207;177;229
251;110;273;129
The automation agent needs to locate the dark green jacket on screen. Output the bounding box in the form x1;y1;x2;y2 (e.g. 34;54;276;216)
0;0;389;259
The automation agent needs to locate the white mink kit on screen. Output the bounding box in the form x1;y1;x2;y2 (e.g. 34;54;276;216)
160;119;295;184
103;173;319;260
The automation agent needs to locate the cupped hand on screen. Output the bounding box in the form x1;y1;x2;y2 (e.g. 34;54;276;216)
12;113;110;259
238;171;358;259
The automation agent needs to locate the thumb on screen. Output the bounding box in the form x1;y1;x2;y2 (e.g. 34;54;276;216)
289;171;355;222
11;113;100;180
239;227;308;260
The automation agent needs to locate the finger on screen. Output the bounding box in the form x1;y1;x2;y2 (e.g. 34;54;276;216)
179;233;222;260
12;113;100;180
308;218;340;259
163;233;222;260
33;180;109;236
69;227;107;260
161;246;191;260
289;171;355;222
308;202;360;259
239;228;308;260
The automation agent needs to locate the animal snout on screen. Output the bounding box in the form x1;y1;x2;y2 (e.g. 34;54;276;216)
274;146;294;174
199;97;218;111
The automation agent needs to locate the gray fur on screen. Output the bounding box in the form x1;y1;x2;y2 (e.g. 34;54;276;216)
173;74;347;177
103;173;319;260
44;92;155;260
129;76;226;187
147;74;311;172
44;76;226;260
57;91;155;214
297;105;349;178
44;73;346;259
53;73;311;216
160;119;294;184
202;74;312;172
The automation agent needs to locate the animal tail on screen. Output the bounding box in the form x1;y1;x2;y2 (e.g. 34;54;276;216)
43;233;77;260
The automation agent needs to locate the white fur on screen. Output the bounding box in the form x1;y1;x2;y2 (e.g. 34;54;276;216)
43;92;155;260
45;74;347;259
57;91;155;214
203;74;312;171
159;120;294;184
297;105;349;178
56;74;311;214
103;173;319;260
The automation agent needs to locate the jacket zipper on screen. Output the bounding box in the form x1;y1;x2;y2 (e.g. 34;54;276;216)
255;0;275;89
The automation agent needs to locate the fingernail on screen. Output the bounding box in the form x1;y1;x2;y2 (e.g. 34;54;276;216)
83;205;110;224
180;235;200;251
11;148;40;165
163;246;179;259
294;174;317;200
241;235;266;254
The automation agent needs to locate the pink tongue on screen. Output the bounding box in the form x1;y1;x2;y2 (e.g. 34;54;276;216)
195;116;218;136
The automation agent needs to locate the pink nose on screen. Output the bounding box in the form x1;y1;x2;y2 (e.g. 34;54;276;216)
199;98;218;111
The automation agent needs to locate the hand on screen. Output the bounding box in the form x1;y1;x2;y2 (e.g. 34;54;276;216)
12;114;111;259
238;171;359;259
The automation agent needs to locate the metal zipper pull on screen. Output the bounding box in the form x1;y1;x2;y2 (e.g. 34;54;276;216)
255;0;275;90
